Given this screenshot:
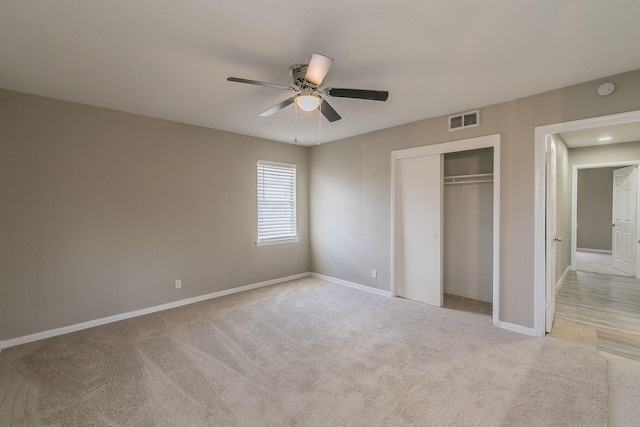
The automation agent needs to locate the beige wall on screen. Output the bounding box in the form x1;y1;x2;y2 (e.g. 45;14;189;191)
310;69;640;329
0;89;310;341
576;168;616;251
569;140;640;166
3;70;640;340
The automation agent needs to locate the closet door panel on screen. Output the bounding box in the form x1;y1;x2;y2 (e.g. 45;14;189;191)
396;155;443;306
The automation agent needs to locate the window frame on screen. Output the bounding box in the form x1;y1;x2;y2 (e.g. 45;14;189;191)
256;160;298;246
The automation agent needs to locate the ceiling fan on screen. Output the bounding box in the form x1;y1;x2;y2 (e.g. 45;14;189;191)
227;53;389;123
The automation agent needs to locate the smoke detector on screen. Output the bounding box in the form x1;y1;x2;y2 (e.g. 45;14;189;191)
597;82;615;96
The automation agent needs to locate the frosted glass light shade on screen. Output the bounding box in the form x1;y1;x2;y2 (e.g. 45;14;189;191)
296;94;321;112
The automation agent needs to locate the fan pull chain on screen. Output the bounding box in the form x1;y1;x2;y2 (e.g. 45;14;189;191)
318;102;322;145
294;102;298;144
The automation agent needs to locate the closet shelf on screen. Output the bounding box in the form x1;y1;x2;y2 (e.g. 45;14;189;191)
444;173;493;185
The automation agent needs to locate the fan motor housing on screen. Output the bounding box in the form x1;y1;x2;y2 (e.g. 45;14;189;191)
289;65;312;88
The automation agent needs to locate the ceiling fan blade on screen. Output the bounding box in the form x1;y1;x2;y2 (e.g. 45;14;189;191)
305;53;334;86
325;88;389;101
320;99;342;122
259;96;296;117
227;77;295;91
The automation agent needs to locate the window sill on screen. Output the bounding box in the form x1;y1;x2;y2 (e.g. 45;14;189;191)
256;238;299;247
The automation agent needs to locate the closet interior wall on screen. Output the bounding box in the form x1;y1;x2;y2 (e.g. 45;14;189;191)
443;148;494;303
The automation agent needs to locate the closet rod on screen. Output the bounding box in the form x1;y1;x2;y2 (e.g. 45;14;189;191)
444;179;493;186
444;173;493;180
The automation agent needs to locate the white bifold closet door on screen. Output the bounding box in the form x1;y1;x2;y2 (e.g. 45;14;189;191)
395;154;443;306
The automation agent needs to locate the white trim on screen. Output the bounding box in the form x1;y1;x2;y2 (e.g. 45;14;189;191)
256;238;299;246
391;134;502;329
0;272;311;350
392;134;499;159
534;110;640;337
556;266;570;291
311;273;392;297
257;159;297;169
576;248;612;254
497;321;536;336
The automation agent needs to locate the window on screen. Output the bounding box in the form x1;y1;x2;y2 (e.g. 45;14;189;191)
257;161;298;245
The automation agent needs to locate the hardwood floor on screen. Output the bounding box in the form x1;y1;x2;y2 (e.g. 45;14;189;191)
555;270;640;361
575;250;633;277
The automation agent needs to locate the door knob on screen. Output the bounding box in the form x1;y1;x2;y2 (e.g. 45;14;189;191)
554;236;562;242
610;223;615;227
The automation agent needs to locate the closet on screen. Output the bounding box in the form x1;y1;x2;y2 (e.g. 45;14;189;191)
443;148;494;303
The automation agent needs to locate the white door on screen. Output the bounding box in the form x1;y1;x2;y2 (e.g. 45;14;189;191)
396;154;443;306
612;166;637;275
545;136;558;333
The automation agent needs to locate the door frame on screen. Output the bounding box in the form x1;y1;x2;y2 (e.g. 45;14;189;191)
534;110;640;337
545;135;558;333
571;161;640;277
391;134;501;328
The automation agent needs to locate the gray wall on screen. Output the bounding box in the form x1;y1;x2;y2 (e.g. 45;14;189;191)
310;69;640;329
0;89;310;341
577;168;616;251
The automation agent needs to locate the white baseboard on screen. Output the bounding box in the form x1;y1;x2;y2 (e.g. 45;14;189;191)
577;248;612;254
313;273;538;336
311;273;392;297
0;272;311;350
497;320;537;336
556;266;570;290
0;270;539;351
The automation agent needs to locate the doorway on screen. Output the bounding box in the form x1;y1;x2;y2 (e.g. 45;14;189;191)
534;110;640;336
573;164;639;278
391;134;501;328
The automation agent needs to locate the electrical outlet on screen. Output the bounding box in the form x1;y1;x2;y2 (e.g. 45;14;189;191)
175;279;182;289
371;269;377;278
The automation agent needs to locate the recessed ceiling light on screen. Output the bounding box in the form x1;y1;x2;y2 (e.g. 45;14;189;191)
598;136;612;142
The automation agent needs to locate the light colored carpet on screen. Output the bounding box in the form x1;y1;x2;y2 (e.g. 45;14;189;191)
604;353;640;427
0;277;609;426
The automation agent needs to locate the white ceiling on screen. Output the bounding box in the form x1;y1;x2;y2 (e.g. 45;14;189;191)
1;1;640;146
559;122;640;149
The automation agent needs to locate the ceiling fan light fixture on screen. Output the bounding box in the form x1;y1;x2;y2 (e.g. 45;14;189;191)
296;93;321;112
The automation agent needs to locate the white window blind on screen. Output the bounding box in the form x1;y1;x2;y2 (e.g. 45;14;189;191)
257;161;297;244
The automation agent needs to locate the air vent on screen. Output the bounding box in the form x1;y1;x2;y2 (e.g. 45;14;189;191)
448;110;480;131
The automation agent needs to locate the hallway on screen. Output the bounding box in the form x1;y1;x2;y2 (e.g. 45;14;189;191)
555;270;640;361
575;250;633;278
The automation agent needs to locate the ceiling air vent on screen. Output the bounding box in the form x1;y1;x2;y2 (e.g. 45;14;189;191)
448;110;480;131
